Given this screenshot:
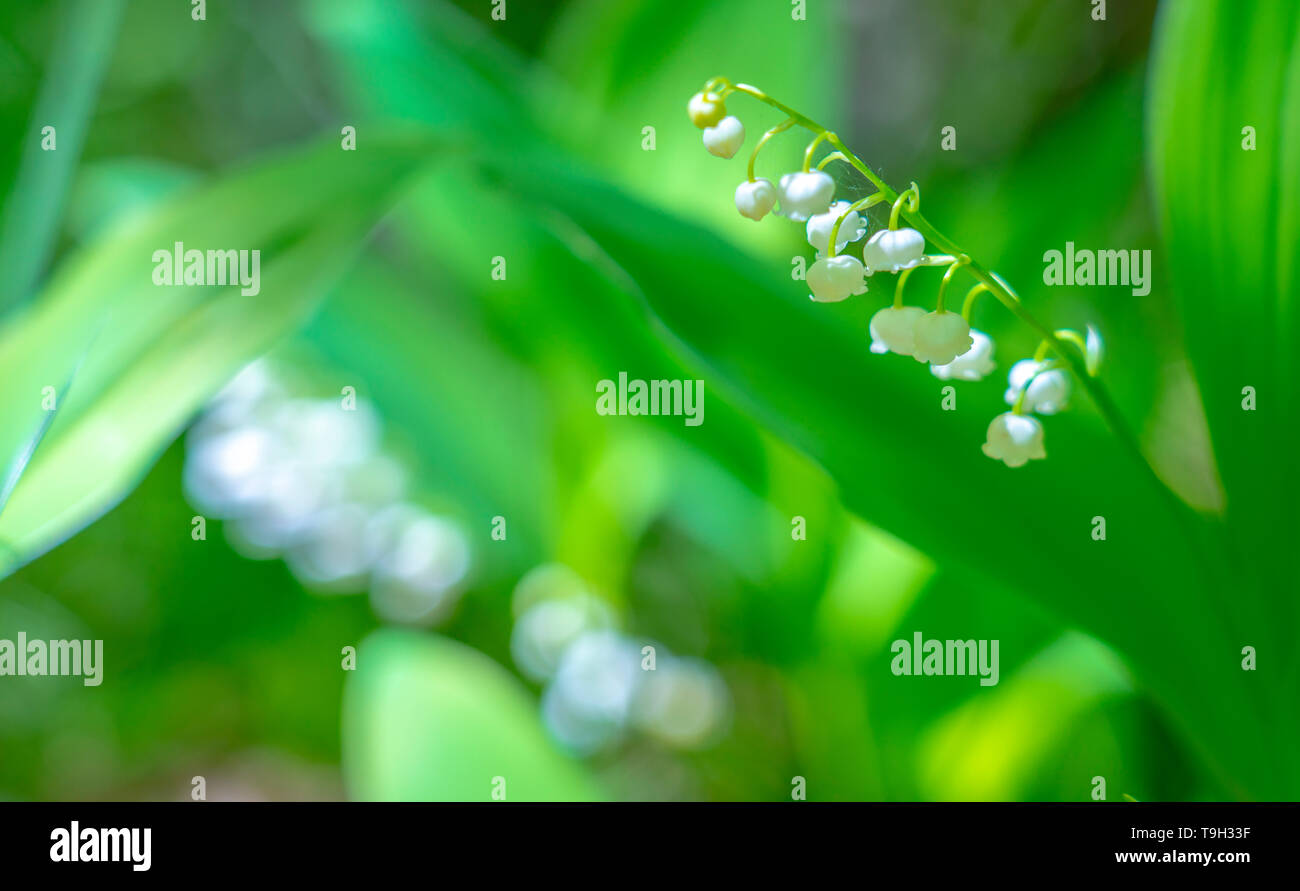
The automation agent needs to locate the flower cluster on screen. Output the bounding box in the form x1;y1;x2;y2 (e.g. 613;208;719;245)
510;564;730;754
185;360;472;622
688;78;1105;469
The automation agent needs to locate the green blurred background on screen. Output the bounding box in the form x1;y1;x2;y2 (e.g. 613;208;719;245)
0;0;1295;801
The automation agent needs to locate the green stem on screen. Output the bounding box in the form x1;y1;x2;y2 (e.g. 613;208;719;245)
826;194;887;259
935;256;971;313
747;118;796;183
961;283;992;321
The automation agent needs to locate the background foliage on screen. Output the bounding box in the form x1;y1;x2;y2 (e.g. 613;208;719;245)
0;0;1293;801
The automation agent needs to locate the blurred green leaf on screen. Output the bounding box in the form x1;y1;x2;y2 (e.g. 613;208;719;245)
0;0;124;314
342;628;602;801
0;131;438;578
1147;0;1300;790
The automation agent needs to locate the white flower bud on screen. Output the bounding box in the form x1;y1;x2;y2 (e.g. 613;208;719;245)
806;255;867;303
982;412;1046;468
734;179;777;221
702;116;745;159
688;91;727;129
862;227;925;275
1004;359;1071;414
868;305;925;356
911;310;973;365
806;201;867;255
931;329;995;381
776;170;835;221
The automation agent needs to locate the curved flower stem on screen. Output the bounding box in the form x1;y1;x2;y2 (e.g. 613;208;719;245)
935;255;971;313
1035;329;1090;367
894;266;915;309
717;79;1152;478
961;283;992;321
826;193;887;259
802;131;832;172
816;151;850;171
748;118;796;183
889;184;920;230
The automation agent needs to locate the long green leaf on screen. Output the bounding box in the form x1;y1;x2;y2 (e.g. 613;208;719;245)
0;131;439;577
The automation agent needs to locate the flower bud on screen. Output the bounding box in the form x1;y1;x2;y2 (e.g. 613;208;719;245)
862;227;925;275
687;91;727;129
911;310;973;365
868;305;925;356
702;116;745;159
735;179;777;221
807;255;867;303
982;412;1046;468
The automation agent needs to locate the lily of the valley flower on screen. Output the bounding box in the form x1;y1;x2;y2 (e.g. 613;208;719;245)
807;255;867;303
931;330;995;381
703;116;745;159
911;310;973;365
982;412;1046;468
1004;359;1071;414
806;201;867;255
687;91;727;129
776;171;835;221
869;305;925;355
862;227;925;275
735;179;777;221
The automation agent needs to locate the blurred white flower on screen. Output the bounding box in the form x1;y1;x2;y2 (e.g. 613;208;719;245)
286;502;374;591
982;412;1046;468
911;310;973;366
931;330;996;381
1004;359;1071;415
542;631;643;754
511;595;614;684
869;305;925;356
807;255;867;303
806;200;867;255
369;510;471;625
776;170;834;221
631;656;730;749
862;227;925;275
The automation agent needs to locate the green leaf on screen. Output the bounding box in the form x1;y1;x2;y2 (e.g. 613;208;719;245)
0;131;438;578
1147;0;1300;789
342;629;603;801
0;0;125;314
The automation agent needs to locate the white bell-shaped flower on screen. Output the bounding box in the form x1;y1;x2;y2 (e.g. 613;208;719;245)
982;412;1046;468
930;329;995;381
734;179;777;221
806;201;867;255
911;310;973;365
776;170;835;221
687;91;726;129
868;305;925;356
862;227;925;275
702;116;745;159
1004;359;1071;414
807;255;867;303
